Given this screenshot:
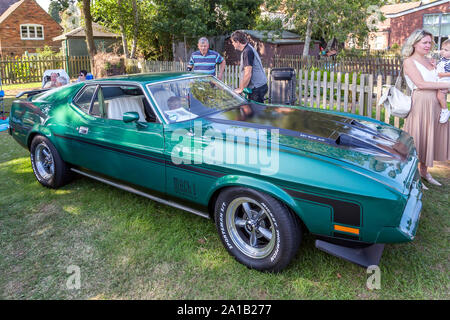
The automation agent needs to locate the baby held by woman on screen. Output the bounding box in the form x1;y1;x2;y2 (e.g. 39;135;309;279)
437;39;450;123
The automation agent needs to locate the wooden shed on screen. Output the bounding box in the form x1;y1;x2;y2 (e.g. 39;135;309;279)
52;22;121;57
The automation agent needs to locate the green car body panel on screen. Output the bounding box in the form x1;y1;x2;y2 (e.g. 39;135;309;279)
9;73;422;261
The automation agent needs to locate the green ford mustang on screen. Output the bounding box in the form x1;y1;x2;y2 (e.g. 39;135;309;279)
9;72;423;272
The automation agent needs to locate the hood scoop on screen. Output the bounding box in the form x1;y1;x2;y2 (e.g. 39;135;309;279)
348;120;395;142
334;121;407;160
335;134;392;156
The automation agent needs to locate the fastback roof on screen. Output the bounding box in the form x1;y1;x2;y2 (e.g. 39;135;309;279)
93;72;207;85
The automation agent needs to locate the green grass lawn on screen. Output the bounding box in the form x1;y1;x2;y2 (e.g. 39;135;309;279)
0;84;449;299
1;132;449;299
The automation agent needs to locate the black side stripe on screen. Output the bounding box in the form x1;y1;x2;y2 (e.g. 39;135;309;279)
54;134;225;178
283;188;361;227
166;161;225;178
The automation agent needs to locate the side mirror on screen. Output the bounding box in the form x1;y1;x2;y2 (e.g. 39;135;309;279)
243;87;252;100
123;112;140;123
123;112;147;128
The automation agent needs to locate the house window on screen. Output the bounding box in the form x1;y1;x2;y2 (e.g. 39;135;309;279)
375;36;385;50
424;13;450;50
20;24;44;40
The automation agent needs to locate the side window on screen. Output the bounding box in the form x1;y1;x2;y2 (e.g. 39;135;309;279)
90;87;106;118
74;85;97;114
100;85;158;123
74;84;158;123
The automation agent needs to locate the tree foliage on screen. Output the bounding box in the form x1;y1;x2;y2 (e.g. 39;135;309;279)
264;0;386;55
60;1;81;32
48;0;71;23
92;0;263;60
212;0;263;35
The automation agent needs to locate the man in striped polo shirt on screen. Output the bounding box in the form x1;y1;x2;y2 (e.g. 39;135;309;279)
188;37;226;81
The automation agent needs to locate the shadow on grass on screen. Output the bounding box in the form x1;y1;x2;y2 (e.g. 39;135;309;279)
1;132;449;299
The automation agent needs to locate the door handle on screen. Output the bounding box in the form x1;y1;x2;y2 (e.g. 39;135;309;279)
78;126;89;134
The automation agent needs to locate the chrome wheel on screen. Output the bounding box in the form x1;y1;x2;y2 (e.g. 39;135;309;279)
226;197;275;259
34;143;55;180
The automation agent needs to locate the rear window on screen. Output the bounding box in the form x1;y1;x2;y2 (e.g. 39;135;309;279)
74;85;97;113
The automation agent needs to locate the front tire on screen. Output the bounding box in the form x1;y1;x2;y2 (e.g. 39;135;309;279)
214;187;302;272
30;135;73;188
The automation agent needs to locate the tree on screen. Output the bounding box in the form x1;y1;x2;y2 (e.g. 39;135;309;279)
61;1;81;32
130;0;139;59
48;0;71;23
116;0;129;58
265;0;386;56
92;0;143;58
81;0;96;73
92;0;263;60
212;0;263;36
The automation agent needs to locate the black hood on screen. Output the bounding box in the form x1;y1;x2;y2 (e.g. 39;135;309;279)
205;103;412;161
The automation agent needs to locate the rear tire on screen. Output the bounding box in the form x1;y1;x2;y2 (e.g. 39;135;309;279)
214;187;302;272
30;135;73;188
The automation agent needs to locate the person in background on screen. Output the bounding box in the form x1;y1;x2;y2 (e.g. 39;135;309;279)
230;30;268;103
436;39;450;123
401;29;450;188
55;76;68;87
77;70;88;82
187;37;225;81
43;72;58;88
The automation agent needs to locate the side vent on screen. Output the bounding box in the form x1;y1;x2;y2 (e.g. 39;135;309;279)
336;134;395;157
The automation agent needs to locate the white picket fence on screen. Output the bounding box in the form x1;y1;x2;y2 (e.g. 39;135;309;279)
128;60;405;127
223;65;406;128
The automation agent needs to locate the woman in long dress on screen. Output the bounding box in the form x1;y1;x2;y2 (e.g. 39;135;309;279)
402;29;450;186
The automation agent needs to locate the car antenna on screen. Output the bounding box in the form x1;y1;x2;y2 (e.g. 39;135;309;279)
187;90;191;111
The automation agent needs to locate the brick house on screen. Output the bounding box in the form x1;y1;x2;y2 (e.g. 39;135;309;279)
352;0;450;51
0;0;63;58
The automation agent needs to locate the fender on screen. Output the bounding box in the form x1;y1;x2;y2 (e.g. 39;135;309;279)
27;125;53;148
207;174;305;221
26;124;74;165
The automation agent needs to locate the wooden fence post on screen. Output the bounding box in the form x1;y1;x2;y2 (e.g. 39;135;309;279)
336;72;342;111
385;75;392;124
367;74;374;118
298;69;303;106
359;74;365;116
322;71;327;109
329;71;335;110
343;73;349;112
309;70;314;108
351;72;357;114
376;75;383;120
303;69;309;106
315;70;321;108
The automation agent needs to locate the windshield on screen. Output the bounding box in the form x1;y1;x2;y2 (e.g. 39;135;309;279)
147;76;246;123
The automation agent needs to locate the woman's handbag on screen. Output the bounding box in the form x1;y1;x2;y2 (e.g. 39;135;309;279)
378;66;412;118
